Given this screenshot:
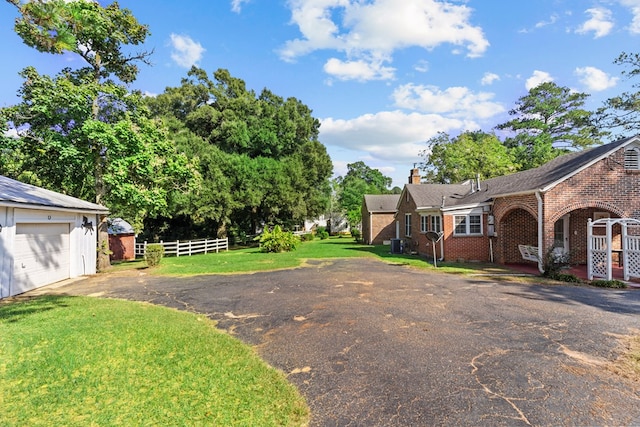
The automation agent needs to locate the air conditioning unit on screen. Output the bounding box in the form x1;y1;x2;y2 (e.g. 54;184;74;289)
390;238;403;254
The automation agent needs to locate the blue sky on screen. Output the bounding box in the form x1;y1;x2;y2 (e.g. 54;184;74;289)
1;0;640;188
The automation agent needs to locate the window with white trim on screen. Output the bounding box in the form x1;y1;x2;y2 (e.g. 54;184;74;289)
405;213;412;236
454;214;482;235
420;215;428;233
430;215;441;233
625;147;640;170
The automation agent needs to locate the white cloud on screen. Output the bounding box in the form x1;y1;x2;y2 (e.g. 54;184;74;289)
169;34;205;68
392;84;505;120
480;72;500;86
619;0;640;33
574;66;618;91
576;7;614;38
319;110;476;166
231;0;250;13
535;13;559;29
414;60;429;73
279;0;488;81
525;70;554;90
324;57;395;81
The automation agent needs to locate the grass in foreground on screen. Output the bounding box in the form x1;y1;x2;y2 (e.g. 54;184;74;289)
0;296;309;427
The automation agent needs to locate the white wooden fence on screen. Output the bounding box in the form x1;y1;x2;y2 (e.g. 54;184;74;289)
135;238;228;258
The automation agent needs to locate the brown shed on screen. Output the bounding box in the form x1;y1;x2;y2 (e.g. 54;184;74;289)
108;218;136;261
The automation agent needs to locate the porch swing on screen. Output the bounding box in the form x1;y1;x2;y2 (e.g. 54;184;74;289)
587;217;640;281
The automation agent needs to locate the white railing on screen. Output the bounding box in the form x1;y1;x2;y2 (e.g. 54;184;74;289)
135;238;228;258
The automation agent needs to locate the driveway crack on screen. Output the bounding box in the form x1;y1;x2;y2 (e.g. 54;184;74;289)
470;350;532;426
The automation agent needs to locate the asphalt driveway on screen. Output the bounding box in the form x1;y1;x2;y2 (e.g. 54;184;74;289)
34;258;640;426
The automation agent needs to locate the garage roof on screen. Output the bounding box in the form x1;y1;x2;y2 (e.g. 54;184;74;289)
0;175;109;213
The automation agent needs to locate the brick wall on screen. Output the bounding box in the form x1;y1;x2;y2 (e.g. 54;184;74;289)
395;191;420;252
442;213;490;262
109;234;135;261
368;212;397;244
398;145;640;265
361;201;372;244
491;147;639;265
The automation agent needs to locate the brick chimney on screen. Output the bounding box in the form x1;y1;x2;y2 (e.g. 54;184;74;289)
408;167;421;184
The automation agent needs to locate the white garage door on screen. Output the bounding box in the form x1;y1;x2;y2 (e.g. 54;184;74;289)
12;223;71;296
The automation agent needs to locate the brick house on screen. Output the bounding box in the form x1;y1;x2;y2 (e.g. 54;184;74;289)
362;194;400;244
393;136;640;271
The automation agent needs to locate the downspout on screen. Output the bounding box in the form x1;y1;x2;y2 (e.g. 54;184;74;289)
369;211;373;244
439;200;446;262
535;190;545;274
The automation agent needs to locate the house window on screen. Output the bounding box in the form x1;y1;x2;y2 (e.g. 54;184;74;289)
405;213;412;236
420;215;428;233
625;148;640;170
430;215;441;233
454;214;482;235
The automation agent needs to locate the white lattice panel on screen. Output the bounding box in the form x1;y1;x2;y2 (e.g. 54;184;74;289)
627;250;640;279
590;250;608;278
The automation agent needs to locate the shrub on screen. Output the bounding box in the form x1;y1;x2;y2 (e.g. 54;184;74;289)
590;279;628;288
351;229;361;242
145;243;164;267
541;247;571;278
316;226;329;240
258;225;299;253
300;233;315;242
548;272;582;283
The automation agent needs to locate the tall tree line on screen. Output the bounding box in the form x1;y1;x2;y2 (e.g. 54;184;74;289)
143;67;333;241
0;1;333;250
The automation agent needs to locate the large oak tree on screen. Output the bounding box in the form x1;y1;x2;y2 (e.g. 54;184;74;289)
1;0;196;268
143;67;333;241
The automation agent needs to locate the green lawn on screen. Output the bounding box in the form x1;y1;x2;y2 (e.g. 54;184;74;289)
147;236;507;276
0;296;309;427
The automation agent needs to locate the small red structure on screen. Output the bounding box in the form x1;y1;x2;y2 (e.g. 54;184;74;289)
108;218;136;261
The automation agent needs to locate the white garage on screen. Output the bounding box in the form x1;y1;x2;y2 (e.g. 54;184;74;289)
0;176;108;298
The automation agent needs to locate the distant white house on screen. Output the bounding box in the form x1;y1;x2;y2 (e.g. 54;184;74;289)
0;175;108;298
302;213;350;234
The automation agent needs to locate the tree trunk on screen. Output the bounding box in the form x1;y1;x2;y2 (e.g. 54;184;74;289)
97;214;111;271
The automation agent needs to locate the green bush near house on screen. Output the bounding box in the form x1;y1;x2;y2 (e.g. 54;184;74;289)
315;226;329;240
590;279;628;288
145;243;164;267
350;229;361;242
258;225;299;253
300;233;315;242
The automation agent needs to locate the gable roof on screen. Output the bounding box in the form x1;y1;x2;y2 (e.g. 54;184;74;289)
108;218;135;235
460;136;637;205
0;175;109;213
404;183;470;209
364;194;400;213
401;136;638;210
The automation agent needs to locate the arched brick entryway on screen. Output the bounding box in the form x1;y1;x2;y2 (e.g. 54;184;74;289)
498;208;538;264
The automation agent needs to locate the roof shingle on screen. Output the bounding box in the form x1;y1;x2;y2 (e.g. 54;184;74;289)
0;175;109;213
